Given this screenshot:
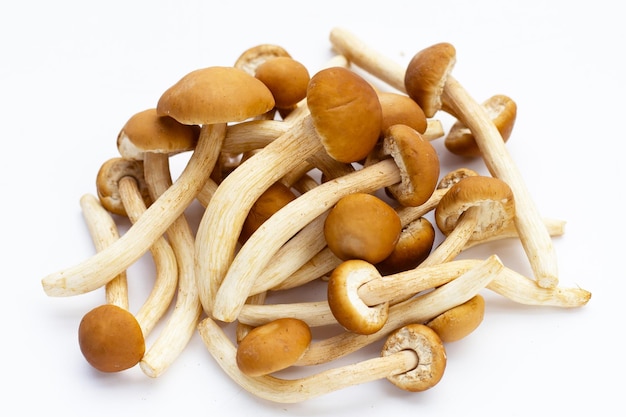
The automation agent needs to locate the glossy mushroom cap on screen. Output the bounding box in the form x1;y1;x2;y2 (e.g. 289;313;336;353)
239;182;297;244
327;259;389;335
117;108;200;160
376;217;435;275
382;323;447;392
404;42;456;118
255;57;311;110
234;44;292;76
96;157;152;216
236;317;312;377
435;175;515;240
445;94;517;157
78;304;145;373
378;92;427;135
426;294;485;343
156;66;275;125
307;66;382;163
324;192;402;264
382;124;440;207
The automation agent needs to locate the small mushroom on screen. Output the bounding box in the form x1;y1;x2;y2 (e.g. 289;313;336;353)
236;317;312;377
444;95;517;158
254;56;311;117
425;294;486;343
375;216;436;275
377;91;427;135
42;66;274;297
324;192;402;264
210;123;439;322
199;317;443;403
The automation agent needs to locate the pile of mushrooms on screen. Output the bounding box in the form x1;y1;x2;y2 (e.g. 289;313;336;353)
40;28;591;403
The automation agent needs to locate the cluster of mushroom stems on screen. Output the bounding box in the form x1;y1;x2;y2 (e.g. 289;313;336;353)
42;28;591;403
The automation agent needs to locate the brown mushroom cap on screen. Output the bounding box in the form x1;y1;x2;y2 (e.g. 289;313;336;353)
376;217;435;275
382;124;440;207
96;157;152;216
117;108;200;160
426;294;485;343
378;92;427;135
78;304;145;373
437;167;479;190
255;57;311;110
236;317;312;377
234;44;292;76
239;182;298;244
156;66;275;125
382;323;447;392
404;42;456;118
327;259;389;335
324;192;402;264
306;66;382;163
445;94;517;157
435;175;515;240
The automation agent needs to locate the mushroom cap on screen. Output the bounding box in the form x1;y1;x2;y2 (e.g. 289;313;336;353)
382;323;447;392
324;192;402;264
156;66;275;125
306;66;382;163
376;217;435;275
234;44;292;76
435;175;515;240
426;294;485;343
239;181;297;244
404;42;456;118
255;57;311;109
378;92;427;135
96;157;152;216
236;317;312;377
445;94;517;157
117;108;200;160
327;259;389;335
382;124;440;207
437;167;479;190
78;304;145;373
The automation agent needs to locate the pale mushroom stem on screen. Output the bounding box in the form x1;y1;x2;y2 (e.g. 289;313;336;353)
79;194;128;310
237;257;591;329
139;152;203;378
117;176;178;337
296;255;503;366
329;27;559;289
210;158;402;322
198;316;417;403
41;123;226;297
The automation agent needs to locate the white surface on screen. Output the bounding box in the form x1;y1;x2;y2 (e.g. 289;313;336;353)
3;0;622;415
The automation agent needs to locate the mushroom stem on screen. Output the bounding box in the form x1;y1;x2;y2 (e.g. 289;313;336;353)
199;317;441;403
296;255;503;366
210;158;402;322
79;194;128;309
139;152;203;378
117;175;178;337
41;123;226;296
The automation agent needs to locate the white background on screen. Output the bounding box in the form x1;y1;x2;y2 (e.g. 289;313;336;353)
2;1;623;415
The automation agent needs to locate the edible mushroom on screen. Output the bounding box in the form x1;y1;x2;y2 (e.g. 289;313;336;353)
209;122;439;322
196;66;382;319
41;66;274;296
425;294;485;343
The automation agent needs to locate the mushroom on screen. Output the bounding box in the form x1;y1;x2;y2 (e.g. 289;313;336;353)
210;123;439;322
77;193;143;372
236;317;312;377
444;94;517;158
375;216;436;275
377;91;427;136
329;27;559;289
41;66;274;297
237;256;590;330
323;192;402;264
421;175;516;267
254;56;311;118
425;294;485;343
196;66;384;319
199;317;445;403
95;157;178;337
